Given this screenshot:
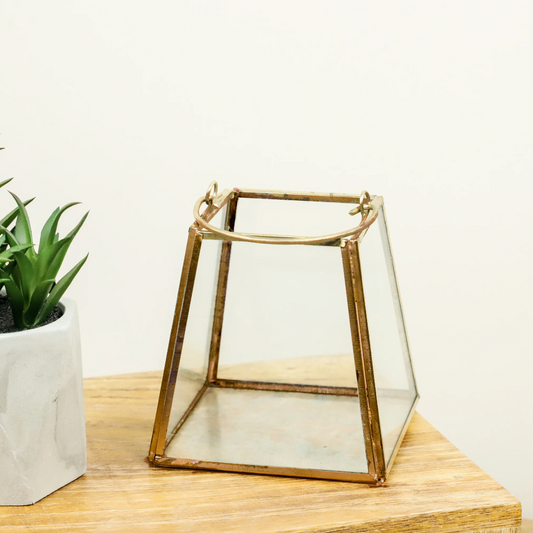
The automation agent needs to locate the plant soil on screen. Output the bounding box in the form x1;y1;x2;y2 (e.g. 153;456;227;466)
0;297;63;334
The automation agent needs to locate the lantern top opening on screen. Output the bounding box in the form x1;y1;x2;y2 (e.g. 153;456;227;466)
193;183;383;247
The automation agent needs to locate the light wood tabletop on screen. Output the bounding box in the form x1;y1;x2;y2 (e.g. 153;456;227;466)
0;371;522;532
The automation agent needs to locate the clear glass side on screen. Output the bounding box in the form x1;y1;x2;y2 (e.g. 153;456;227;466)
217;242;356;389
165;238;223;441
358;204;417;466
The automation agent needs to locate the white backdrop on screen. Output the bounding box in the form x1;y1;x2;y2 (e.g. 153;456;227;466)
1;0;532;517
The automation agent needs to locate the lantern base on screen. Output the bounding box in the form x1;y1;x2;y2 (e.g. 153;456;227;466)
164;386;413;476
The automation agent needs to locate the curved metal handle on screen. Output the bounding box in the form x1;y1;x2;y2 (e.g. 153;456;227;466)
193;182;379;245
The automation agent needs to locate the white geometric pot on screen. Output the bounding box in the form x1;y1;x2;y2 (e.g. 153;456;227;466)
0;298;86;505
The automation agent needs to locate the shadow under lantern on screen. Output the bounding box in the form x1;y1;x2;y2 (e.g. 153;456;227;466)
148;183;419;484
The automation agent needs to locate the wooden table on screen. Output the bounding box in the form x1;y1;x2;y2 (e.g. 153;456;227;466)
0;371;521;532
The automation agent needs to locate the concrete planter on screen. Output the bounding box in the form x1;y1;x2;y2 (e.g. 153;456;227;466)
0;298;86;505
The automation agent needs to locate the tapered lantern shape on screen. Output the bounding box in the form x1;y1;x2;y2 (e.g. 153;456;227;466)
148;184;418;483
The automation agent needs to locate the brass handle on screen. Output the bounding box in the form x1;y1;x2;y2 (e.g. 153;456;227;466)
193;182;378;245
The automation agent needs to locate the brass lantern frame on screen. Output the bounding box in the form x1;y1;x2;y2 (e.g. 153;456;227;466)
148;185;419;484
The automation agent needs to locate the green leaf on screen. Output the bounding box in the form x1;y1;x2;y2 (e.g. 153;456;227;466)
1;262;15;278
0;225;21;247
12;251;36;307
0;197;35;229
64;211;89;241
38;207;59;253
3;279;25;328
0;243;33;262
0;178;13;189
10;191;33;245
24;279;55;326
37;211;88;280
36;254;88;325
35;235;70;280
38;202;80;254
41;237;71;280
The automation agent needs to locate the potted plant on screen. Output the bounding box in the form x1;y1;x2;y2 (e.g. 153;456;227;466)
0;179;88;505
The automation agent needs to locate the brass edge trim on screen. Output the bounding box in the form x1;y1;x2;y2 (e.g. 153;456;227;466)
237;189;366;203
148;228;204;458
350;240;387;480
212;379;358;397
152;457;377;483
207;194;238;382
341;244;377;480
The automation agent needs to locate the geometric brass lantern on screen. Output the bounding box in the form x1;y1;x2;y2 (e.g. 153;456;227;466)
148;184;419;484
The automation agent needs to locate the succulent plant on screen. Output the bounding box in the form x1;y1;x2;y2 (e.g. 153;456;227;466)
0;178;34;282
0;192;88;329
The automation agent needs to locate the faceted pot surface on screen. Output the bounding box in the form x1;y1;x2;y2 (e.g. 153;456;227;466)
0;298;87;505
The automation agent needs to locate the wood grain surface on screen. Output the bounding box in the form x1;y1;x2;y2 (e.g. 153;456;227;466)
0;371;521;532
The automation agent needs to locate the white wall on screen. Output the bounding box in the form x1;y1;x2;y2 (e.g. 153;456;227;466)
1;0;532;517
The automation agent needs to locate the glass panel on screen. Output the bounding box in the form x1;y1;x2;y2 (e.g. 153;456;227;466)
166;387;367;473
165;238;222;440
359;204;417;466
234;197;358;238
217;242;356;388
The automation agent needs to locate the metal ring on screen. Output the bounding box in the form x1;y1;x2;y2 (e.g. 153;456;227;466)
349;190;371;217
204;181;218;206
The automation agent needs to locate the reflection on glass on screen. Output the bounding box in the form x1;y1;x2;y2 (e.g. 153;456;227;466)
359;205;417;465
165;238;222;440
166;387;367;473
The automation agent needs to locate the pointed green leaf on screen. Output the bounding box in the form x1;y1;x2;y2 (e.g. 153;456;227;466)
25;246;37;264
38;207;60;254
0;243;33;262
25;279;55;326
0;178;13;189
0;225;21;247
35;236;70;280
65;211;89;241
36;254;88;324
10;191;33;245
12;251;36;307
38;202;80;254
37;211;88;280
0;197;35;229
41;237;71;280
3;279;25;328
